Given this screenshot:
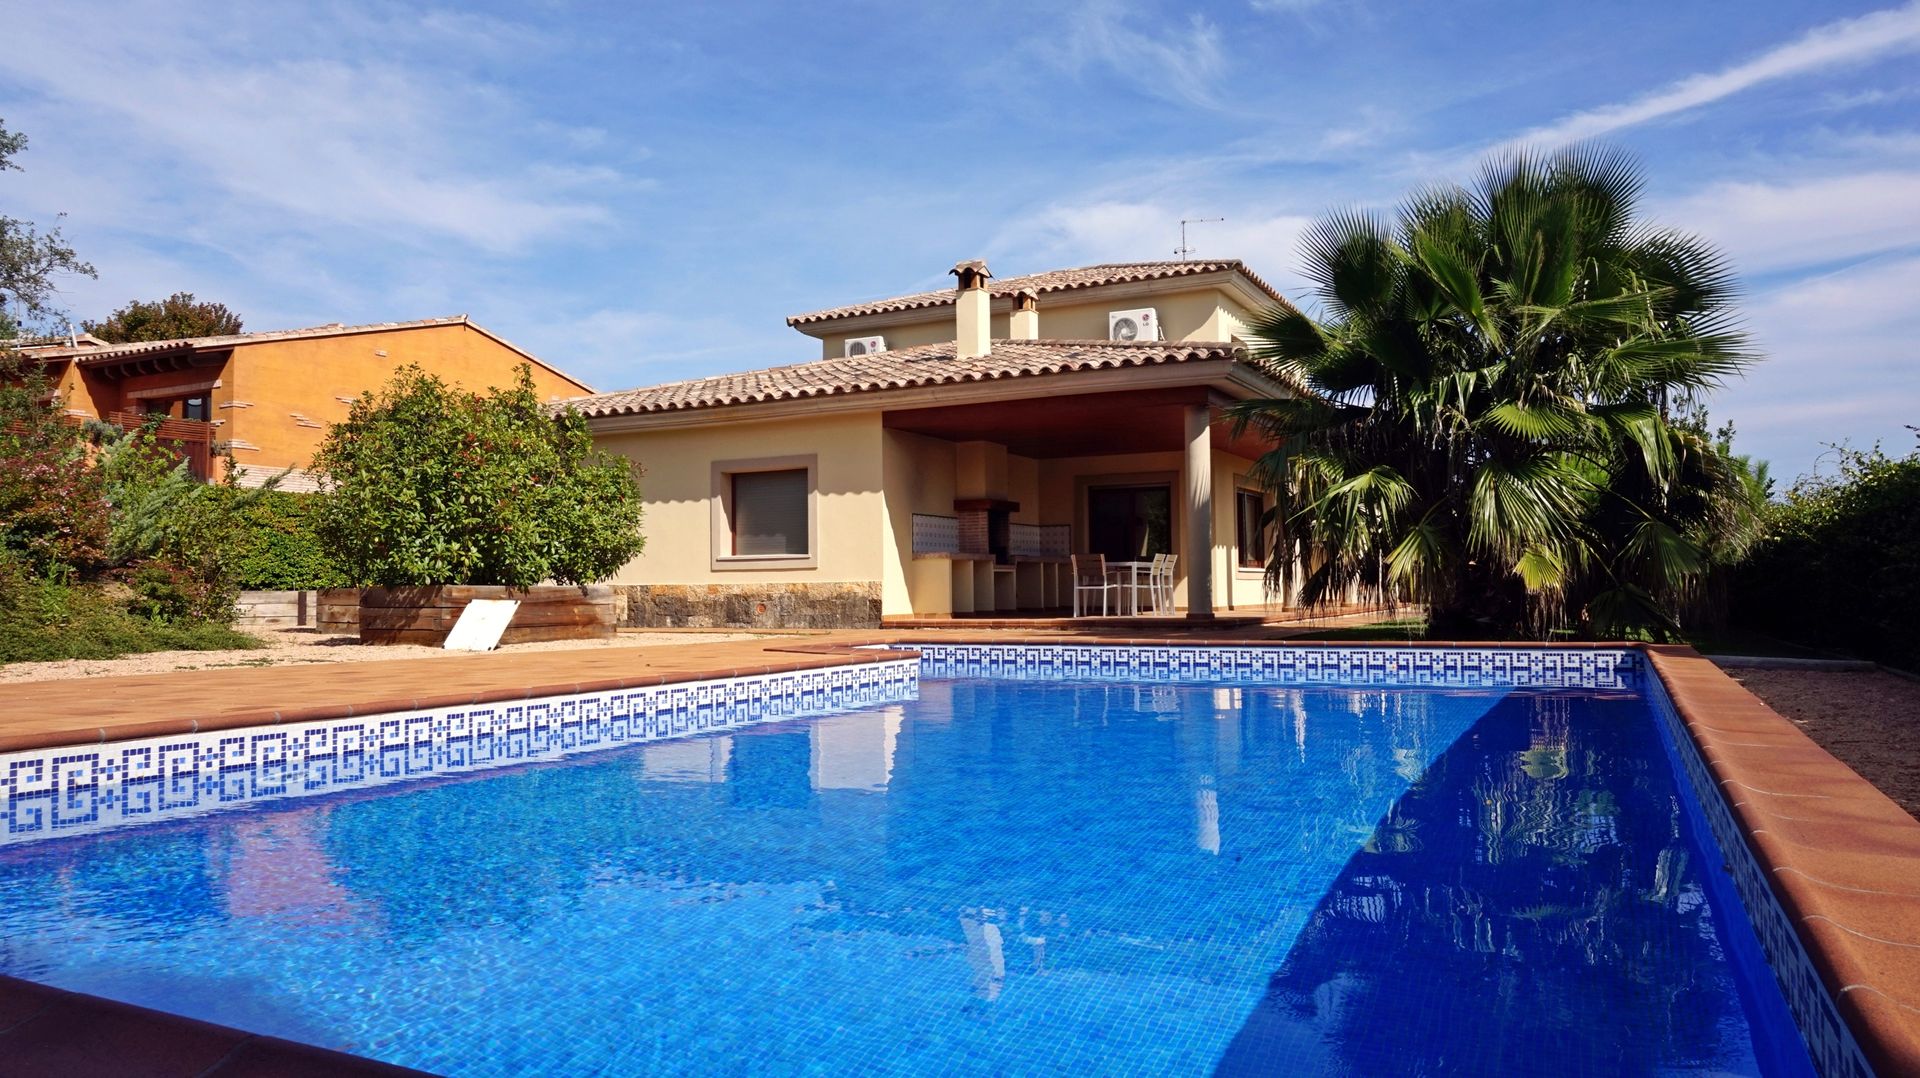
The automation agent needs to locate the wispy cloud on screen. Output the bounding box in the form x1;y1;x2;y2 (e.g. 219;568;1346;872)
1509;1;1920;149
1717;252;1920;470
1655;169;1920;273
1058;2;1228;110
2;2;613;252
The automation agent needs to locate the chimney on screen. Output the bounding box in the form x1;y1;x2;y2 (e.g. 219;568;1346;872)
1008;288;1039;341
950;259;992;359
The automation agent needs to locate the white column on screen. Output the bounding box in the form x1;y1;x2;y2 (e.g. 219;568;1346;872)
1183;402;1214;618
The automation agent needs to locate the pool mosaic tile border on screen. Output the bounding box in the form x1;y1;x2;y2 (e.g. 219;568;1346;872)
1646;673;1871;1078
0;659;919;847
898;642;1640;689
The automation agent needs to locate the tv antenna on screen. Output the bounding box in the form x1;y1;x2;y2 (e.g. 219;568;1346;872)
1175;217;1224;260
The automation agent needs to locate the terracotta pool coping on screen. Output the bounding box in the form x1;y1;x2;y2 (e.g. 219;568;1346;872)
0;974;426;1076
1639;644;1920;1076
2;635;1916;1071
0;636;913;754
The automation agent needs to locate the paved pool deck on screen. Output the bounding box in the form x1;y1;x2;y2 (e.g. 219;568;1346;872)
0;631;1915;1074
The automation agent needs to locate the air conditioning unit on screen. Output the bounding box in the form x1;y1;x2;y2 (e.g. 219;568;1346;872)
1108;308;1159;342
844;335;887;357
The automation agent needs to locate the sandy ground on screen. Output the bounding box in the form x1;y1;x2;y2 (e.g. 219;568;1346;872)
1727;666;1920;822
0;627;774;685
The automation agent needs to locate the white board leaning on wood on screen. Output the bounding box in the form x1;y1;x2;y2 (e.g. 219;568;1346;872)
443;599;521;652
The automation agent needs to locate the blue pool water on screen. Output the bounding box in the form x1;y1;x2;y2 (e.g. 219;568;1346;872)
0;674;1809;1075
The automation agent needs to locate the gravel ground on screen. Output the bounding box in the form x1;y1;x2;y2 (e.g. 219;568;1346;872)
0;628;774;685
1726;666;1920;822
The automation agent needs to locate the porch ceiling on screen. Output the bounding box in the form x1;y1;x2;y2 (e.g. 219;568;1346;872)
882;386;1274;460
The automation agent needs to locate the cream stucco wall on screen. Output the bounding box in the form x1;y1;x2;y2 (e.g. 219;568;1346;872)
598;411;888;587
812;287;1255;359
595;406;1284;616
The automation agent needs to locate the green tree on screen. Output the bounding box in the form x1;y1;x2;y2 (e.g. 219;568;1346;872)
86;292;243;343
0;120;95;337
313;364;644;587
1229;147;1760;638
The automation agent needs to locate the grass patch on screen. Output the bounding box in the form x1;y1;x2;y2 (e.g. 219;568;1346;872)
0;575;260;665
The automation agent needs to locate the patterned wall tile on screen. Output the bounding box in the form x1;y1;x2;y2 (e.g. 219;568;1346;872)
0;659;918;847
896;643;1640;690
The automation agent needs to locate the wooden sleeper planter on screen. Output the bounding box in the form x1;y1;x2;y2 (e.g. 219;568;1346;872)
356;585;617;647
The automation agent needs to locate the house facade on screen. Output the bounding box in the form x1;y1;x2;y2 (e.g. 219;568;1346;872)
574;260;1297;627
12;316;591;489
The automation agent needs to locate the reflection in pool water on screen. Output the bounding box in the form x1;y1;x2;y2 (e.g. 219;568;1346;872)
0;679;1807;1075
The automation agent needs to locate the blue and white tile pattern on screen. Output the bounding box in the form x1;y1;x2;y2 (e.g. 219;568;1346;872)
897;643;1640;689
1;659;918;846
1644;674;1873;1078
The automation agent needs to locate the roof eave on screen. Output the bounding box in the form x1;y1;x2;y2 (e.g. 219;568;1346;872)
578;351;1257;434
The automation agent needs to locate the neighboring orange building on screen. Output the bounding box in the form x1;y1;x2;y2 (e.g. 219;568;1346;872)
10;316;592;489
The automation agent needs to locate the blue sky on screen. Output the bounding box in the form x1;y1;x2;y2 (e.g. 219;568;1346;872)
2;0;1916;481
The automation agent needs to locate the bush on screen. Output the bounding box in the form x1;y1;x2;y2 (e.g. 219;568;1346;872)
0;355;263;663
0;554;257;663
94;421;267;623
1733;444;1920;669
0;354;110;576
229;490;349;590
313;364;644;587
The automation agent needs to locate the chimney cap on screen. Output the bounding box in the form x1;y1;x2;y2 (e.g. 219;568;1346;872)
1010;287;1038;311
949;259;992;290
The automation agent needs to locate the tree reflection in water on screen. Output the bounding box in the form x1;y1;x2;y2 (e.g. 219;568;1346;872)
1215;690;1764;1077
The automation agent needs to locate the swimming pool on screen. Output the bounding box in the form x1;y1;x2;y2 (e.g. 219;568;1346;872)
0;647;1817;1075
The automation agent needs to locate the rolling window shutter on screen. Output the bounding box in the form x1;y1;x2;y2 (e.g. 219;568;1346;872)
732;470;809;555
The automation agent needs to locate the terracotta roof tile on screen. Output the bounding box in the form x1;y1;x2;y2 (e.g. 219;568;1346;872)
785;260;1283;326
564;339;1244;418
11;316;591;393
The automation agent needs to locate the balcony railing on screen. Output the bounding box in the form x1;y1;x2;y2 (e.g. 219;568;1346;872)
107;411;215;482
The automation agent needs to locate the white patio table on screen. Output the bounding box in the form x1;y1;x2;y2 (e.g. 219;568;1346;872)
1107;560;1158;615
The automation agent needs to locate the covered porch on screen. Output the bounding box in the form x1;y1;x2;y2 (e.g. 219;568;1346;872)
880;385;1282;622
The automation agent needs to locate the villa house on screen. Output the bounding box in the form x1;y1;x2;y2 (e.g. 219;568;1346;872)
12;316;591;490
573;259;1300;628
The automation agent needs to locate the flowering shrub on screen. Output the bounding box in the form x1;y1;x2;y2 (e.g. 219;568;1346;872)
0;351;261;659
0;358;110;575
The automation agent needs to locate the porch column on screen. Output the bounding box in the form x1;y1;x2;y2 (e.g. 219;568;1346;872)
1183;402;1214;618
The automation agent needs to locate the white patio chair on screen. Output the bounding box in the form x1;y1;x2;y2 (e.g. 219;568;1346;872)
1071;554;1122;617
1152;553;1179;614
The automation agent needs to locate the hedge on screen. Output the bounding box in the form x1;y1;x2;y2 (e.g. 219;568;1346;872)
230;490;351;590
1732;446;1920;670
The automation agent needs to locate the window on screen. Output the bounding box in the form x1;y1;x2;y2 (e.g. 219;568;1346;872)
730;469;809;556
711;455;818;569
1236;489;1267;569
182;397;209;422
1087;484;1171;561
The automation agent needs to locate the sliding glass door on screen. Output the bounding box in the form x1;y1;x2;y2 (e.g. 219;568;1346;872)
1086;484;1171;562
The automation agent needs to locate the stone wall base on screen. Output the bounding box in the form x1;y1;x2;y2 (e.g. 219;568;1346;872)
618;582;882;629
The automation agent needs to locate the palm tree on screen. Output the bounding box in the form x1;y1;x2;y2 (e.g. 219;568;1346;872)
1230;147;1760;638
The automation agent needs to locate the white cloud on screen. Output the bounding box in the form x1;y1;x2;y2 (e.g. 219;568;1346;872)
1058;2;1228;110
992;198;1316;296
1716;253;1920;477
2;2;612;252
1655;170;1920;274
1509;2;1920;149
